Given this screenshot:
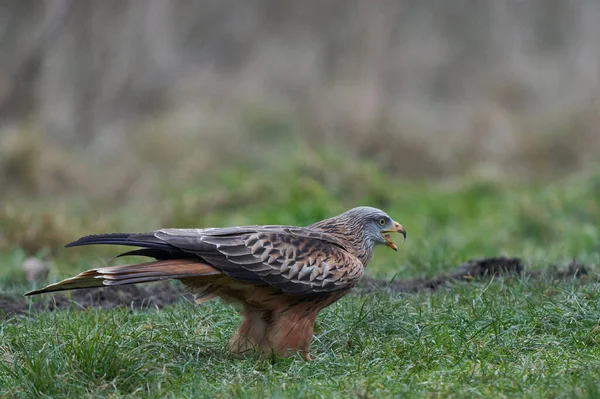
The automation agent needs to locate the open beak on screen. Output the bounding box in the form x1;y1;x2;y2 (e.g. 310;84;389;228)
382;221;406;251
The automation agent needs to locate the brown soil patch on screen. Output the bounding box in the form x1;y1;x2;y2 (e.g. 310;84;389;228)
0;283;191;318
362;257;591;293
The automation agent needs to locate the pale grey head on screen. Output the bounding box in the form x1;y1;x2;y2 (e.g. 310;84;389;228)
310;206;406;265
336;206;406;248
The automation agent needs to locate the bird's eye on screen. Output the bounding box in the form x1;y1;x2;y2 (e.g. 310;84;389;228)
378;217;387;226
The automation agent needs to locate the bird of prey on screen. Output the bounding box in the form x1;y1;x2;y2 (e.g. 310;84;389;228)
26;206;406;360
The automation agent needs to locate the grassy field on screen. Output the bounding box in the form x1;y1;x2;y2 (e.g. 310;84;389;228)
1;156;599;398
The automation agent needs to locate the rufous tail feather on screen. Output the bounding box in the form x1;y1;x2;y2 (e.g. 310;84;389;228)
24;260;221;296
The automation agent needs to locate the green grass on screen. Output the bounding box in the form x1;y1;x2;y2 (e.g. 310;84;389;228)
1;155;599;398
2;281;600;398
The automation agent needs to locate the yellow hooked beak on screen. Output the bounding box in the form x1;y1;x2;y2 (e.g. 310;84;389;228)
382;221;406;251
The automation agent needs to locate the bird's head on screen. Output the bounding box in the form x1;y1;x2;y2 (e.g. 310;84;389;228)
312;206;406;265
338;206;406;251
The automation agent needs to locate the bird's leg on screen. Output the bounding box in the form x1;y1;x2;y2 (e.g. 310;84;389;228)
265;306;318;360
229;306;270;354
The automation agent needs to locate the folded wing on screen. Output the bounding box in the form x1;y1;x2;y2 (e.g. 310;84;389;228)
29;226;364;296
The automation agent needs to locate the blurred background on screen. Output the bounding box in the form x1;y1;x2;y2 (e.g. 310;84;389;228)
1;1;599;281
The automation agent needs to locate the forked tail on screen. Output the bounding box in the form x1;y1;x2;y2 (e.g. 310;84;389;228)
24;259;221;296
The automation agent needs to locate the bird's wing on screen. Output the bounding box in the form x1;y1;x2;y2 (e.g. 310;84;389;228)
65;226;364;295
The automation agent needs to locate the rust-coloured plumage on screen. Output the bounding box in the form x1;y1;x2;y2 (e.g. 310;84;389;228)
26;207;406;360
